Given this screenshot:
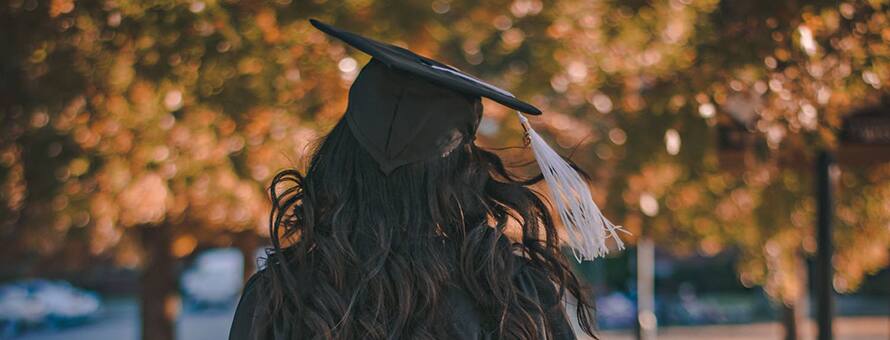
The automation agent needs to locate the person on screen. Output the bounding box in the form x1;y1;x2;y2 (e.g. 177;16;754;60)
229;19;624;340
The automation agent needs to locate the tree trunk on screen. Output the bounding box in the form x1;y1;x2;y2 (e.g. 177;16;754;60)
140;223;179;340
780;254;810;340
781;303;800;340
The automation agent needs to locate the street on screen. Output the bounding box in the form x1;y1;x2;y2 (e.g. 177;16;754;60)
11;299;888;340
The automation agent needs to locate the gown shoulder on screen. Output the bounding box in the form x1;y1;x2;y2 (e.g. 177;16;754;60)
228;269;267;340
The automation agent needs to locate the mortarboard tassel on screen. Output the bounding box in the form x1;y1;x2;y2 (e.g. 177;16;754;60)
517;113;626;261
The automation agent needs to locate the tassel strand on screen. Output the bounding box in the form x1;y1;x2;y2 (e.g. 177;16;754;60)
517;113;626;261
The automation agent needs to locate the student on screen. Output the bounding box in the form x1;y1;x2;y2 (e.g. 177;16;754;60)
229;19;623;340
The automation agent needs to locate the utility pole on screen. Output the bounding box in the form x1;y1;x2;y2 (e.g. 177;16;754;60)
636;237;656;340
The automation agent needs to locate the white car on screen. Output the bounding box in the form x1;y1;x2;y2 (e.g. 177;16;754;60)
0;280;100;336
181;248;245;308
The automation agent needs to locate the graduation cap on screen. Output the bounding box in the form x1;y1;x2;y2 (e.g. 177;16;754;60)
309;19;624;260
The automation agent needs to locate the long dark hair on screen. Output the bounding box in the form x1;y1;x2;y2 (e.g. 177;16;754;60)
256;117;597;339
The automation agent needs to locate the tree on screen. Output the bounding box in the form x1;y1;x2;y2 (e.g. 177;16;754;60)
530;1;890;337
1;1;341;339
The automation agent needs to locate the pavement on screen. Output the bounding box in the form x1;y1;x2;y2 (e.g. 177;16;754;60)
8;299;234;340
9;299;889;340
600;317;890;340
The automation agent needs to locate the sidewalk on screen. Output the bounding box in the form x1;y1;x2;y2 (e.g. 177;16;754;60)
600;316;890;340
11;300;888;340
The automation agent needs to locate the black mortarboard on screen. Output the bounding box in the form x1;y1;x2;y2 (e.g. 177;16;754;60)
309;19;626;260
310;18;540;174
310;19;541;115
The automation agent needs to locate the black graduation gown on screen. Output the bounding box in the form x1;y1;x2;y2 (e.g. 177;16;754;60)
228;260;579;340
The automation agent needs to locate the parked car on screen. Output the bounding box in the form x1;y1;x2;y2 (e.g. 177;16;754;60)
0;280;100;336
181;247;244;309
596;292;636;329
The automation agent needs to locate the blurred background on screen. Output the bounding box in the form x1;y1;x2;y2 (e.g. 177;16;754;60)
1;0;889;339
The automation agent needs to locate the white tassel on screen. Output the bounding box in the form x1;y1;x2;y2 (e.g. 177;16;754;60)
517;113;626;261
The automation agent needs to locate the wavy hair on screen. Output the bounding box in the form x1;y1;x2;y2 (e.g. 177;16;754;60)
254;117;597;339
